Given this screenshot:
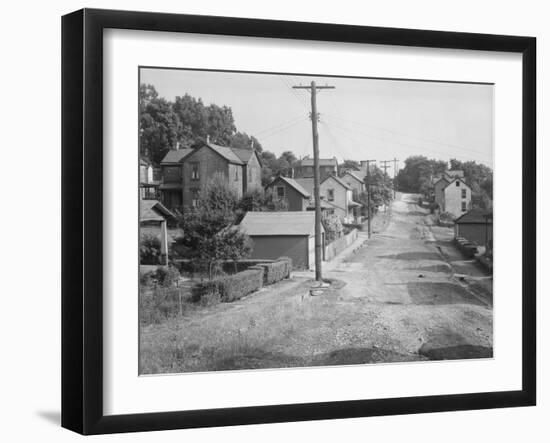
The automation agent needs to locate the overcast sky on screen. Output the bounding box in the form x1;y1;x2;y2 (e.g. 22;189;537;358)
140;67;494;174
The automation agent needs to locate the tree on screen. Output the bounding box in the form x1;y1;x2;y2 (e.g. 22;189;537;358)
175;174;250;278
338;159;361;174
139;84;180;166
237;189;288;213
395;156;447;195
230;132;263;152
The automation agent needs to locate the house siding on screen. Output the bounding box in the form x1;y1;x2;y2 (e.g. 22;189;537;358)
266;177;308;211
181;146;236;207
433;179;448;209
443;180;472;218
244;153;262;194
320;176;349;221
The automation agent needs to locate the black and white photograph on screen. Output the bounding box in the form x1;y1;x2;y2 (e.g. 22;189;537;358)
138;67;494;375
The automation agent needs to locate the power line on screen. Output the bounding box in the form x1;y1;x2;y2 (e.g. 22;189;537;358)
324;112;492;159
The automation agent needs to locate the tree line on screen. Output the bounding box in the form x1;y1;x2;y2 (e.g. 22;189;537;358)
395;155;493;209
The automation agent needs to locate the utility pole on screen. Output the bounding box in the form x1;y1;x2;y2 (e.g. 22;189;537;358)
392;158;399;199
293;81;334;282
380;160;391;212
363;160;376;238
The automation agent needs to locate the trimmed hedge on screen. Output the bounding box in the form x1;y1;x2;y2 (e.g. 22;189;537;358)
192;268;264;303
252;257;292;285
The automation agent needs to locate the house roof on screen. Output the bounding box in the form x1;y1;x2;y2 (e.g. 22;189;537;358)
294;178;314;194
230;147;263;166
455;208;493;224
140;200;175;223
160;149;193;164
140;158;150;166
443;177;471;191
266;176;311;198
297;157;338;167
322;174;352;190
433;176;451;186
341;171;365;184
239;211;322;236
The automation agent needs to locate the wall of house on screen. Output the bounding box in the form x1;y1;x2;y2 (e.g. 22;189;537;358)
443;180;472;218
434;180;448;209
247;235;309;269
320;176;349;220
342;175;364;200
245;153;262;193
181;147;238;206
456;223;493;246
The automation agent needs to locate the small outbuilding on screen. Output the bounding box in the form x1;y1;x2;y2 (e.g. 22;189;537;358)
454;208;493;247
140;200;176;265
239;211;325;270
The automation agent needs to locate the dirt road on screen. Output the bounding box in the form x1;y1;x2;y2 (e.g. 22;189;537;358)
140;193;493;373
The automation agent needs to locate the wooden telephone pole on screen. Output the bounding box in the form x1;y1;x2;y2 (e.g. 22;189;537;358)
364;160;376;238
293;81;334;282
392;158;399;199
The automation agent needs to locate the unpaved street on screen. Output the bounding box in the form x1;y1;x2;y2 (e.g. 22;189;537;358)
140;193;493;373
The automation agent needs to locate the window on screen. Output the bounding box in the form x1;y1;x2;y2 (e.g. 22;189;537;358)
461;189;467;198
456;180;460;187
248;167;252;182
190;162;199;180
461;201;467;212
191;188;200;207
327;189;335;201
277;186;285;199
235;167;239;181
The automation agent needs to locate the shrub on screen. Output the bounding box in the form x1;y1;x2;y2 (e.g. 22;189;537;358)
253;258;292;285
140;233;161;265
155;265;180;288
192;268;263;303
322;213;344;244
139;287;183;325
139;271;155;288
221;259;274;274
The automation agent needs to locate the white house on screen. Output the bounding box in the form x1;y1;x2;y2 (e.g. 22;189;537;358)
440;178;472;218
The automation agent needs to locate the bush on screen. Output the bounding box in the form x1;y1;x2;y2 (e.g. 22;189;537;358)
140;233;161;265
221;259;274;274
252;257;292;285
139;271;155;288
155;265;180;288
322;213;344;243
139;287;183;325
192;268;263;303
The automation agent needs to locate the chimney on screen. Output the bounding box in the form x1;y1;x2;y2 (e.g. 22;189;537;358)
206;134;210;144
250;139;254;150
175;141;180;150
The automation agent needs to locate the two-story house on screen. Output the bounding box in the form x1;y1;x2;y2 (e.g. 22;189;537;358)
159;140;262;209
435;177;472;218
340;171;365;201
139;158;159;200
294;175;361;223
264;176;311;211
293;156;338;180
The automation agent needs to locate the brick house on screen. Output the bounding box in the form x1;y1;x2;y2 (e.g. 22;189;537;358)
264;176;311;211
159;141;262;210
293;156;338;180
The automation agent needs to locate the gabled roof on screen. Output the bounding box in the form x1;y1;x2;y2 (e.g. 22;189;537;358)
294;178;314;195
322;174;352;190
203;142;244;165
341;170;364;184
140;200;175;223
266;176;311;198
443;177;471;191
239;211;323;236
140;158;150;166
455;208;492;224
433;176;451;186
297;157;338;167
160;149;193;164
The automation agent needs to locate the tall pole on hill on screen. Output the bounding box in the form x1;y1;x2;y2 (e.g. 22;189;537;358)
364;160;376;238
392;158;399;199
293;81;334;282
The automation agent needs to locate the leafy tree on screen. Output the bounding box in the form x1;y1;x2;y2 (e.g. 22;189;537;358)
365;165;393;212
237;189;288;213
139;84;179;166
338;159;361;174
230;132;263;152
395;156;447;195
175;174;250;279
322;213;344;243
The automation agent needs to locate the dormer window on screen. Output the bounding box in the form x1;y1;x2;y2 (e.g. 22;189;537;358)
456;180;460;186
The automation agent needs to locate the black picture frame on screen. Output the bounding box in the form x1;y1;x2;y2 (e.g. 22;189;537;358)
61;8;536;435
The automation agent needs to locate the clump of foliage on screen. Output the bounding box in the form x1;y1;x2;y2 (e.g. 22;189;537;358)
140;233;161;265
322;213;344;244
237;189;289;213
155;265;181;287
176;175;252;279
192;268;264;303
